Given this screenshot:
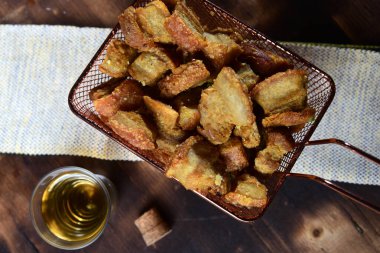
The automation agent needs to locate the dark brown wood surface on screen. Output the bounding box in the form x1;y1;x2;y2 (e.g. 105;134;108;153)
1;0;380;253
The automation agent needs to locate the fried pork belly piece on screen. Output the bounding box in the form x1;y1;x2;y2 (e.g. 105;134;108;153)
252;69;308;115
254;129;295;174
99;39;137;78
224;174;267;208
119;6;155;51
262;107;315;127
198;67;254;144
166;136;228;195
240;41;293;77
202;32;242;70
135;0;174;44
164;1;206;53
236;63;259;92
178;106;200;130
233;121;261;149
128;49;176;86
90;79;144;118
158;60;210;98
143;96;186;140
198;87;233;144
219;137;249;172
152;137;180;166
108;111;156;150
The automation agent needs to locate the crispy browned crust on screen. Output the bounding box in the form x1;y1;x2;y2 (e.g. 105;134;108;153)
135;0;174;44
233;121;261;149
198;67;254;144
254;129;295;174
158;60;210;97
262;107;315;127
224;174;267;208
164;2;206;53
108;111;156;150
119;6;155;51
112;79;144;111
236;63;259;92
198;87;234;144
99;39;137;78
202;32;242;70
91;79;144;118
128;49;175;86
92;95;119;119
143;96;186;140
240;41;293;77
152;137;180;166
219;137;249;172
165;135;229;195
252;69;308;115
178;106;200;130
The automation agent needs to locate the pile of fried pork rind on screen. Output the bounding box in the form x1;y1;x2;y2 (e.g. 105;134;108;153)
90;0;315;209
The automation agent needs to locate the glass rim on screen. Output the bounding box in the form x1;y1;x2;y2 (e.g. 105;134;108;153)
30;166;112;250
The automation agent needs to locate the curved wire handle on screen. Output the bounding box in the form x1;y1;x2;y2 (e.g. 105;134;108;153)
287;138;380;214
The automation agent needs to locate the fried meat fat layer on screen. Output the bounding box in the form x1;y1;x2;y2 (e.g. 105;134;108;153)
224;174;268;208
252;69;308;115
166;136;229;195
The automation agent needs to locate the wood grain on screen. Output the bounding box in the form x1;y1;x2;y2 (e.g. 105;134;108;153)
1;0;379;44
0;0;380;252
0;155;378;253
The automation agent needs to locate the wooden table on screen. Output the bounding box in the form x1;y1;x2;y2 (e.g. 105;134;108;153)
1;1;379;252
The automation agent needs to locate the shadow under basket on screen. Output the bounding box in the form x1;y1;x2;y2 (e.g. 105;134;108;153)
68;0;380;221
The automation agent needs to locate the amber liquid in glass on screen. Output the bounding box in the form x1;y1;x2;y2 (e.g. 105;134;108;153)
41;173;108;242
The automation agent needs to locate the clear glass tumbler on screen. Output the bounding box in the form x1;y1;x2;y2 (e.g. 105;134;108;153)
30;166;115;250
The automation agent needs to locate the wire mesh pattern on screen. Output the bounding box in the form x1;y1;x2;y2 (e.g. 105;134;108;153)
68;0;335;221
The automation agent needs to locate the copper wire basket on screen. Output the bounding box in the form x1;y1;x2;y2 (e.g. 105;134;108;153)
68;0;380;221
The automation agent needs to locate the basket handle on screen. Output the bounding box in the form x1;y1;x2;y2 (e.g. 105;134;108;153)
286;138;380;214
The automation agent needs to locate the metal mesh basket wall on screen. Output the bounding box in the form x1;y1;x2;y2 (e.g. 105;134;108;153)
68;0;335;221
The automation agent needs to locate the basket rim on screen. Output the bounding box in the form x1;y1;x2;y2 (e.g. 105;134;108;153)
68;0;336;222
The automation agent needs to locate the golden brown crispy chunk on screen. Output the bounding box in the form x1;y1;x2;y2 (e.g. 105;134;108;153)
202;32;242;70
166;136;228;195
254;129;295;174
233;121;261;149
240;41;293;77
198;67;254;144
158;60;210;98
219;137;249;172
178;106;200;130
143;96;186;140
152;137;180;166
252;69;308;115
164;1;206;53
128;49;176;86
119;6;155;51
262;107;315;127
91;79;144;118
92;94;118;119
198;87;234;144
108;111;156;150
135;0;174;44
236;63;259;92
224;174;267;208
99;39;137;78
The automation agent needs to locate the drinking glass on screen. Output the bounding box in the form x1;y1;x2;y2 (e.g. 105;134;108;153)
30;166;115;250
